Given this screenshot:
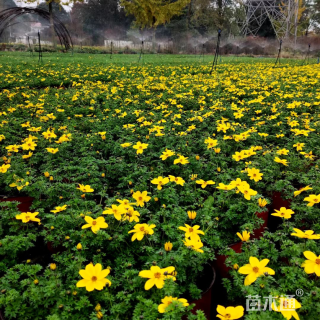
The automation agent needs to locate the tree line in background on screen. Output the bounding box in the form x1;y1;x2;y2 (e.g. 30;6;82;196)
1;0;320;47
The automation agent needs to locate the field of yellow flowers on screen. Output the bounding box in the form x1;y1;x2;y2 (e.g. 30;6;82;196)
0;53;320;320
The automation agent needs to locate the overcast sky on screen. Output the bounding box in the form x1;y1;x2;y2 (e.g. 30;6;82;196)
14;0;72;12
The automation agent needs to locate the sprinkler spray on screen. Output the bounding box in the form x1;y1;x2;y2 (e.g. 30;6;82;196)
301;43;311;66
210;29;222;75
38;31;42;63
200;43;205;62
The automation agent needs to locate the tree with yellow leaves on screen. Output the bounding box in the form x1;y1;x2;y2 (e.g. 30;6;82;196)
120;0;191;47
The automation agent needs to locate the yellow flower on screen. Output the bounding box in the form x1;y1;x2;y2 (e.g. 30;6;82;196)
121;142;132;148
21;139;37;151
216;305;244;320
76;263;111;291
132;191;151;207
293;142;304;151
42;130;57;140
95;303;101;312
183;238;204;253
291;228;320;240
196;179;215;189
0;164;10;173
151;176;169;190
277;148;289;155
139;266;176;290
46;148;59;154
173;155;189;165
214;148;221;153
187;211;197;219
232;152;243;161
121;205;140;223
77;184;94;193
271;297;301;320
178;224;205;241
132;141;148;154
50;263;57;270
204;137;218;149
301;251;320;276
303;194;320;206
238;257;275;286
82;216;108;234
77;243;82;250
22;152;33;159
128;223;156;241
6;145;20;152
274;157;289;166
233;264;239;270
237;231;250;242
294;185;313;197
160;149;175;160
50;205;67;214
237;185;257;200
16;212;40;223
229;178;246;190
168;175;185;186
158;296;189;313
96;311;103;319
34;279;39;285
116;199;135;206
258;198;267;207
190;174;198;181
216;183;234;191
103;205;126;221
44;172;50;177
247;168;263;182
271;207;295;219
164;242;173;251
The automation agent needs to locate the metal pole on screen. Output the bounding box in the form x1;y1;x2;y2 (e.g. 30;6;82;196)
38;31;42;63
138;40;144;63
28;35;33;56
210;29;222;75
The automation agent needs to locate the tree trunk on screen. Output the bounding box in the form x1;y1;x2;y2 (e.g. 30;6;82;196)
48;1;57;50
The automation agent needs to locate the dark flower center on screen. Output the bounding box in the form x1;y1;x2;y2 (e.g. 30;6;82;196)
91;276;97;282
253;267;259;273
